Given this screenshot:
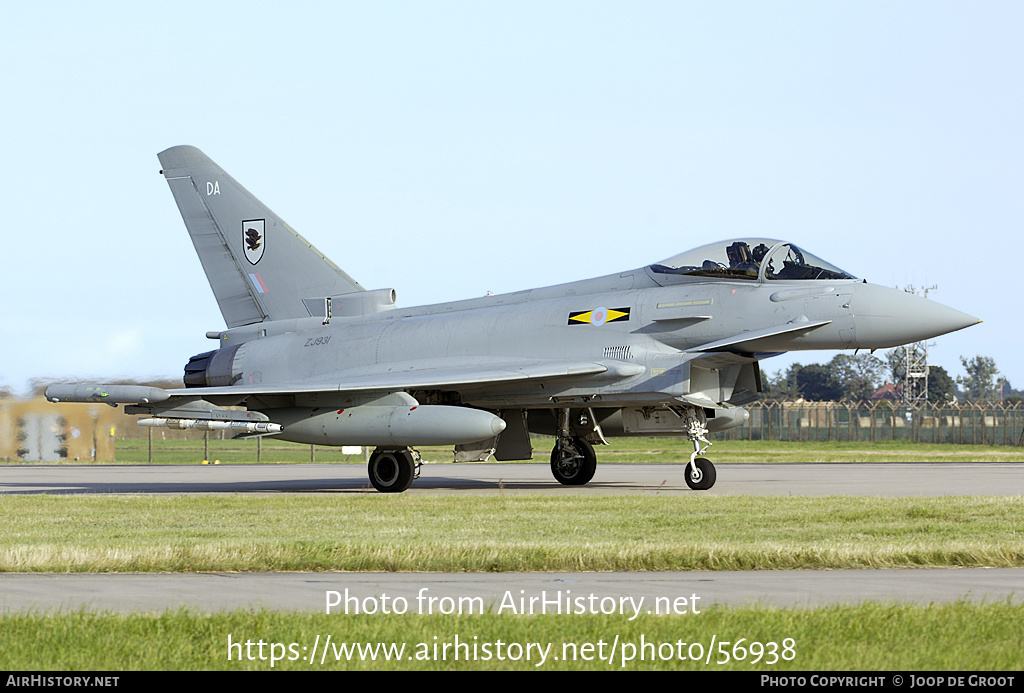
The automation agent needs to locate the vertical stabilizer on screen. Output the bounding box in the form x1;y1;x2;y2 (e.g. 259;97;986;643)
158;145;364;328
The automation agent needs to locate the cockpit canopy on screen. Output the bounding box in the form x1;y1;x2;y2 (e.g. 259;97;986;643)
649;239;856;283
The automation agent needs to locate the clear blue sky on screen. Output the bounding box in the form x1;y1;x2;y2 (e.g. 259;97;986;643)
2;2;1020;395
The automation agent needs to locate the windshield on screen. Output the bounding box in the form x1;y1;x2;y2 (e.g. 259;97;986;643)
762;243;855;281
649;239;855;282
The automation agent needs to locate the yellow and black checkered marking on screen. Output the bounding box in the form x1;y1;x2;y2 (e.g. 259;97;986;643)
567;307;631;326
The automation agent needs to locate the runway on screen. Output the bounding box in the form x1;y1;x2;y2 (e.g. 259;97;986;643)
2;461;1022;496
2;569;1022;614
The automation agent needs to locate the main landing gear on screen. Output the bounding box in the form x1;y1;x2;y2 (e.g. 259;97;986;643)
547;405;719;491
550;436;597;485
367;447;420;493
549;408;601;486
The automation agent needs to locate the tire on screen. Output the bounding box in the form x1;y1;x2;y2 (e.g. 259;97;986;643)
368;448;415;493
684;457;716;491
550;436;597;486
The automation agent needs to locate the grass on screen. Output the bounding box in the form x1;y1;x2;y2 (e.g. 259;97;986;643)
1;602;1021;670
1;494;1021;572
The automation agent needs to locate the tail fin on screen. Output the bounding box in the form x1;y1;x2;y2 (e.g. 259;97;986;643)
158;145;364;328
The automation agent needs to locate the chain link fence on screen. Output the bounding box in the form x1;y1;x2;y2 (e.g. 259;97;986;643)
722;401;1023;445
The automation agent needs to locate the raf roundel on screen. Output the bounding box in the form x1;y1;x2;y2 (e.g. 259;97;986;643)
567;307;631;326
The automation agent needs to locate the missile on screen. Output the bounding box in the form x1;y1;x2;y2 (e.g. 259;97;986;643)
275;405;507;446
138;418;284;434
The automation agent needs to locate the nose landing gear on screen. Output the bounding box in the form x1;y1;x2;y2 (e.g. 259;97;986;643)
678;406;717;491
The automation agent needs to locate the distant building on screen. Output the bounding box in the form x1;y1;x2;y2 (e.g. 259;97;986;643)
871;380;901;402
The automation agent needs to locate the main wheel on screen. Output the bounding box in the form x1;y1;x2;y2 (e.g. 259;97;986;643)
550;436;597;486
368;448;415;493
684;457;716;490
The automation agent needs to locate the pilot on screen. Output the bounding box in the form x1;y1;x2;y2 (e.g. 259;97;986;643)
726;241;760;276
752;243;770;264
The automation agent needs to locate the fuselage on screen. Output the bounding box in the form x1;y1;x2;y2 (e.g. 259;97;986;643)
212;240;977;418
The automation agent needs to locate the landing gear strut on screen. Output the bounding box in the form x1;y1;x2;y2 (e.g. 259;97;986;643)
679;407;716;490
549;408;599;485
367;447;419;493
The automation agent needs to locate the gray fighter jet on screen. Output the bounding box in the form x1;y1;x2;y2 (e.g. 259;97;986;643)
46;146;980;492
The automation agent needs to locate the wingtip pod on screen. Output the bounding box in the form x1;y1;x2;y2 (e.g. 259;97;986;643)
44;385;171;405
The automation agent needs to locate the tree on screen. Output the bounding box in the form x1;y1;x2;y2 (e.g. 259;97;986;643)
828;353;887;401
957;355;1000;402
761;366;802;400
792;363;844;401
1002;378;1024;398
926;365;958;404
885;346;915;385
998;378;1024;403
762;356;887;401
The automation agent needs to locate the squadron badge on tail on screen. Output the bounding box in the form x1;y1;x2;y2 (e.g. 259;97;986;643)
243;219;265;265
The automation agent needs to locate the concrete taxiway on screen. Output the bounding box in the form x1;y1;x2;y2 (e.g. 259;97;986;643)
1;461;1022;496
2;569;1021;614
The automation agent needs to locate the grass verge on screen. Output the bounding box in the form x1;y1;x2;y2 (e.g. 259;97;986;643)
2;602;1021;670
2;494;1021;572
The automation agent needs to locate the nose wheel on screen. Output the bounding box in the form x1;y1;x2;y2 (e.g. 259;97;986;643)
684;457;716;490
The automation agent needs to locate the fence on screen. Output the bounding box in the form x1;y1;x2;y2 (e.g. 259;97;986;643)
721;401;1024;446
3;397;1022;463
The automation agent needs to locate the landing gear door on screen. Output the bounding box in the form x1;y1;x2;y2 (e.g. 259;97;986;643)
494;409;533;461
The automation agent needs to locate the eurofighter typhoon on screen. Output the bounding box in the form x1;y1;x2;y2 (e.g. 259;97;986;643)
46;146;980;492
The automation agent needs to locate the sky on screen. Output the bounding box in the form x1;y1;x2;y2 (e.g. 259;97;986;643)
2;2;1021;396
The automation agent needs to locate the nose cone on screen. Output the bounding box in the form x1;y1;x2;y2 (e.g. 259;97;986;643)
850;283;980;349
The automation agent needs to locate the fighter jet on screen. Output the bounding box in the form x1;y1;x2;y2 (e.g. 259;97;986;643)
45;146;980;492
